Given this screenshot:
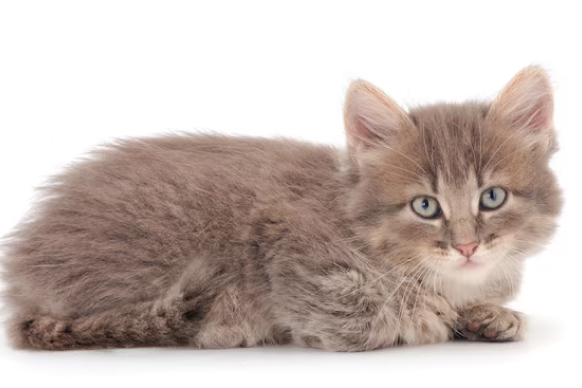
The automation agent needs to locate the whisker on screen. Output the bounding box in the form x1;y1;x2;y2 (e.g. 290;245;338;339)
343;256;420;297
510;239;549;249
367;257;428;349
392;259;430;343
410;266;432;323
376;143;429;175
482;129;523;171
487;142;540;172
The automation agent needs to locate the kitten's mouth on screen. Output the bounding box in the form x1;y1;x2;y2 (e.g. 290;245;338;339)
459;259;482;270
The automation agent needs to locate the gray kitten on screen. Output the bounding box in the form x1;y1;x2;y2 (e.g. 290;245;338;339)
1;66;561;351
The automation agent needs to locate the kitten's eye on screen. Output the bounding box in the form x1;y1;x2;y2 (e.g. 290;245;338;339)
480;187;507;210
411;196;441;219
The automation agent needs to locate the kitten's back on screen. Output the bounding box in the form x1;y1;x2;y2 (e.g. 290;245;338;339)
2;134;341;319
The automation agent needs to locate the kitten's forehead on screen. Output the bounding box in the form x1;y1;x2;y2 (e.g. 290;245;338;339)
436;169;479;219
407;102;489;188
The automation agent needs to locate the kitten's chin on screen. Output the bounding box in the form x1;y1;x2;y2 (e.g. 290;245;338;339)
442;258;495;285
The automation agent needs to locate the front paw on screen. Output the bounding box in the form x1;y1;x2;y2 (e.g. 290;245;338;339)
455;304;525;342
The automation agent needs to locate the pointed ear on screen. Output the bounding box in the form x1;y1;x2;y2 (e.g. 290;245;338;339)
344;80;413;156
489;66;555;152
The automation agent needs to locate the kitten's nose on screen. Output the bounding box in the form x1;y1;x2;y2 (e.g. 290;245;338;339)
454;242;479;258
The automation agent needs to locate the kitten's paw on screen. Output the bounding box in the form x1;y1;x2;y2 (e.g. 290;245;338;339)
455;304;525;342
23;317;76;350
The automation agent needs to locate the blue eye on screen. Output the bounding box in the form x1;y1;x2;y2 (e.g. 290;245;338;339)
411;196;441;219
480;187;507;210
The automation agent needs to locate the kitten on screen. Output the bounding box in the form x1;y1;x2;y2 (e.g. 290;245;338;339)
1;66;561;351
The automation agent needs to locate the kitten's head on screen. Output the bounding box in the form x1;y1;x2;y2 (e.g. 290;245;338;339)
344;66;562;285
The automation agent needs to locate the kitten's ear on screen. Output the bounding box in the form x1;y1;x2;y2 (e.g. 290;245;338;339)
489;66;555;152
344;80;413;156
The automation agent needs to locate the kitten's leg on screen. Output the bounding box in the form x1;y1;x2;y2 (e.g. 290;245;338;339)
455;303;525;342
271;261;455;352
12;288;214;350
269;262;388;352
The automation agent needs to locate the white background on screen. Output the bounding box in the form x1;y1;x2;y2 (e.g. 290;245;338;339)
0;1;580;387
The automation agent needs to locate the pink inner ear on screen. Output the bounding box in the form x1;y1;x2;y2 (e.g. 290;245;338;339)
506;90;553;134
348;115;385;151
527;97;553;132
344;79;413;154
495;68;554;134
345;92;407;152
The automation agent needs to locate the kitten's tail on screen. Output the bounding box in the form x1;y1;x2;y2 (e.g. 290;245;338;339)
9;292;210;350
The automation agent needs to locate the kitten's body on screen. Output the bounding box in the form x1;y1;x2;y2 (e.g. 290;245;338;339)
1;67;561;351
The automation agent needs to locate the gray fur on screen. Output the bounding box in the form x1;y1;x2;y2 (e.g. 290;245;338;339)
1;66;562;351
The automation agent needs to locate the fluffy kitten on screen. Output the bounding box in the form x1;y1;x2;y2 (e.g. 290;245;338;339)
1;66;561;351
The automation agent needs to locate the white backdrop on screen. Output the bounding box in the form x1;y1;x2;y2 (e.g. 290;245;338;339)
0;1;579;387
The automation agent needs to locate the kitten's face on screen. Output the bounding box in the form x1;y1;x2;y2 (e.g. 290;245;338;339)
345;67;562;285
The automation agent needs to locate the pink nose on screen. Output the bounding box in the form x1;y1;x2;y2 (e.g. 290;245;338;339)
454;242;479;258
